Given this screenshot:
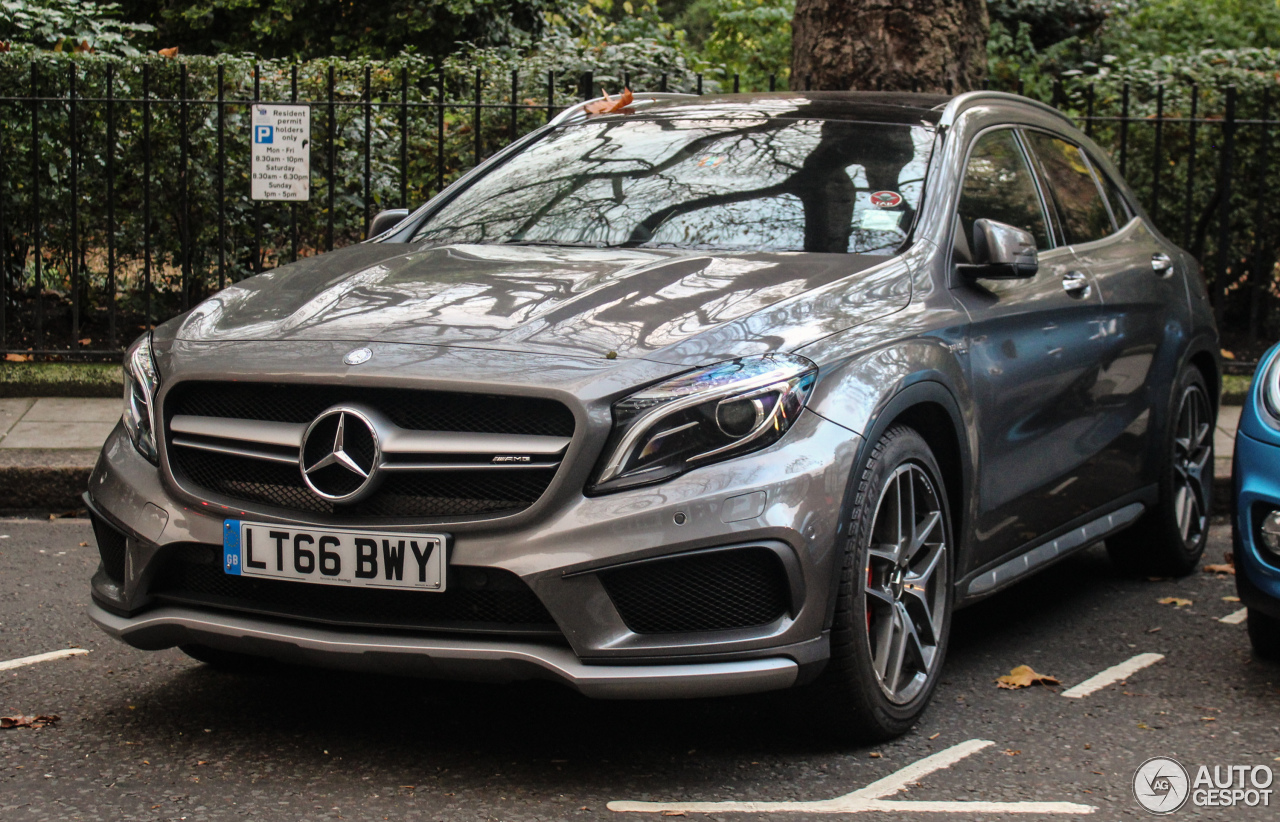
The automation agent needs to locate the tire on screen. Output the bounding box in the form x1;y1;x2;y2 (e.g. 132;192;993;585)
810;425;954;743
1107;367;1213;577
1247;608;1280;661
180;644;273;673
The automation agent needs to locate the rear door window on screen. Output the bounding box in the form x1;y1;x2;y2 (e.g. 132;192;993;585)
956;129;1052;253
1023;131;1115;244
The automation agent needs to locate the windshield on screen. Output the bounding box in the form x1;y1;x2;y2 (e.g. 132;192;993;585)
412;117;935;255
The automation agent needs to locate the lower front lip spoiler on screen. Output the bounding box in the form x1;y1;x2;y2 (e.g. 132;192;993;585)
89;603;799;700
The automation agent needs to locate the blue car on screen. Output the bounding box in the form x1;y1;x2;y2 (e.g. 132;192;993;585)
1233;343;1280;659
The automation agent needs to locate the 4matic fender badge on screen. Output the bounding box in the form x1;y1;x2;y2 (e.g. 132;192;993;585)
870;190;903;208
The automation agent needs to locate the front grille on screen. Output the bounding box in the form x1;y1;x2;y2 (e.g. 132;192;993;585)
170;447;557;518
150;542;560;635
166;382;575;437
600;547;790;634
90;511;128;583
163;381;574;520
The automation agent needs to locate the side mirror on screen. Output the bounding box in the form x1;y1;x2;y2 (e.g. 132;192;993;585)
368;208;410;239
961;218;1038;279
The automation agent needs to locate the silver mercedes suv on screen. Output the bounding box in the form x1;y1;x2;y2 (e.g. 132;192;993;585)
89;91;1219;741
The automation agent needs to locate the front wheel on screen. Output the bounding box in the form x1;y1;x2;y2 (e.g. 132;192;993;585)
1107;367;1213;577
811;425;953;743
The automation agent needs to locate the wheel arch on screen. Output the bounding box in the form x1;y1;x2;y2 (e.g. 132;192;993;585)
821;377;975;629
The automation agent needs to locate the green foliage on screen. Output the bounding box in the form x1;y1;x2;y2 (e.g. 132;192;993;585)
110;0;551;60
0;0;154;56
1104;0;1280;54
676;0;792;89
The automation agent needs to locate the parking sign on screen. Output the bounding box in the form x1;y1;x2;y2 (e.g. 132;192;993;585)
251;105;309;201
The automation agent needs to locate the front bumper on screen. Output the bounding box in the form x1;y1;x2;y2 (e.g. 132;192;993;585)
89;602;801;699
1232;431;1280;620
89;373;859;695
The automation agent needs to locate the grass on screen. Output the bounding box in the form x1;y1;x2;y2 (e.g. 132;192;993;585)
0;362;123;398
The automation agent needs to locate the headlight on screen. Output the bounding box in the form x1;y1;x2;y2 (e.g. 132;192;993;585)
122;332;160;463
589;354;817;494
1264;350;1280;421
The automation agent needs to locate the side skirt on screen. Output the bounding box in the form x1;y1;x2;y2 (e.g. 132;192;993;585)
957;491;1154;604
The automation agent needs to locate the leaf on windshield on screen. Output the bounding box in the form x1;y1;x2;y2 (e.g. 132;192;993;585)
996;665;1060;689
584;88;634;115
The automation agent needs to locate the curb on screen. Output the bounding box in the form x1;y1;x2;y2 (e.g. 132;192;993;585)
0;450;97;511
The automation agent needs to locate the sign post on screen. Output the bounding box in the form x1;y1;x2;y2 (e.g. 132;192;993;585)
251;104;311;201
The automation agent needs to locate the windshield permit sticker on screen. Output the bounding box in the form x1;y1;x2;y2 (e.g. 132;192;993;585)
860;210;902;231
870;190;904;208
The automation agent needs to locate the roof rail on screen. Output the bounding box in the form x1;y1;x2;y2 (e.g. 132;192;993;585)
936;90;1076;129
548;92;699;127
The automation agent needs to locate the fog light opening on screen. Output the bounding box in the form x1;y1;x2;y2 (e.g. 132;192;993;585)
1261;509;1280;556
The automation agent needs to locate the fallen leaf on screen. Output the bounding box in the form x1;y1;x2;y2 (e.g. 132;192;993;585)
1158;597;1193;607
869;752;882;758
79;542;88;547
661;813;686;817
158;46;179;58
1137;722;1150;729
1146;627;1162;633
4;353;32;362
1221;349;1236;360
1204;564;1234;575
77;338;92;346
1201;717;1216;721
584;87;634;114
1223;596;1241;602
928;733;940;740
1004;749;1022;756
1;714;60;729
996;664;1060;689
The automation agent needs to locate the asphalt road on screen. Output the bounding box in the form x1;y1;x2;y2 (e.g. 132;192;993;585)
2;516;1277;821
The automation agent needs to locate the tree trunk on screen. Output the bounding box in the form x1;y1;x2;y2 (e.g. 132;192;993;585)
791;0;989;93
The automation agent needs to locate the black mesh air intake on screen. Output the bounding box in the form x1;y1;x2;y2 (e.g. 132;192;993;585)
149;543;560;636
599;547;790;634
90;511;128;584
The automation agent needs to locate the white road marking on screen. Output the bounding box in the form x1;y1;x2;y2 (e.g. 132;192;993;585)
607;739;1094;815
1061;652;1164;699
0;648;89;672
1220;607;1249;625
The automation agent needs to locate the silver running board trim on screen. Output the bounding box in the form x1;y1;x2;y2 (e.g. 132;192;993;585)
967;502;1145;596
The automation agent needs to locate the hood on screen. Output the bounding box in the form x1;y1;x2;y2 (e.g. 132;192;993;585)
175;243;912;364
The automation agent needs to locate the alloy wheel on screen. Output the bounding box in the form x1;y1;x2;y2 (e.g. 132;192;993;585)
1171;384;1212;551
863;462;949;705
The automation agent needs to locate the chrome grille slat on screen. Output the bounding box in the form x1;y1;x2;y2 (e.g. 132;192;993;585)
170;436;300;465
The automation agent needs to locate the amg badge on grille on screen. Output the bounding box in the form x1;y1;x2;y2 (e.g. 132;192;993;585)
492;455;532;463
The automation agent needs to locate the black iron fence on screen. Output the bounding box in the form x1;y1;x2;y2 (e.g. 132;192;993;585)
0;58;1277;359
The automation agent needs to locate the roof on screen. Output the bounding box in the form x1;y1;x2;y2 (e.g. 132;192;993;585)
554;91;955;128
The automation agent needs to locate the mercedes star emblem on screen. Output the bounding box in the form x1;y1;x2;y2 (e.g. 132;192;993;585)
344;347;373;365
300;407;381;502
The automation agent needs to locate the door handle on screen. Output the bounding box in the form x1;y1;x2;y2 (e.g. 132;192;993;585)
1151;252;1174;275
1062;270;1091;296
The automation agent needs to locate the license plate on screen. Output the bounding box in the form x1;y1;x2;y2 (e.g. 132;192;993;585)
223;520;446;591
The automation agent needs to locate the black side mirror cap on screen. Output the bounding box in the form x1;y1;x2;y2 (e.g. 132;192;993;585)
368;208;410;239
959;218;1039;279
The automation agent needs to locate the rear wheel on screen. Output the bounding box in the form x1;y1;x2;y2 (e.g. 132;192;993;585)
812;425;953;743
1247;609;1280;661
1107;367;1212;577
